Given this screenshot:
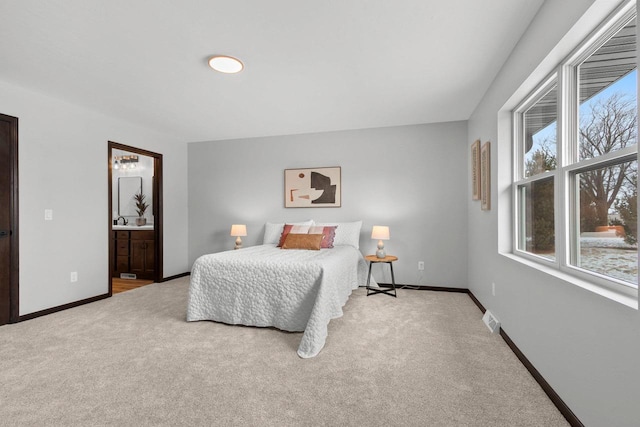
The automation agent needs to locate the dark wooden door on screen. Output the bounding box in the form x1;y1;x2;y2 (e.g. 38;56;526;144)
144;239;155;272
0;114;18;325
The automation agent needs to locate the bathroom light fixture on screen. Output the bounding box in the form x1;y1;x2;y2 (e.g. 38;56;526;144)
113;155;138;170
230;224;247;250
371;226;390;259
208;55;244;74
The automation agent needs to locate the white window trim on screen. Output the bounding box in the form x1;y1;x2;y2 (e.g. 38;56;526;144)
512;74;559;269
509;0;638;309
502;252;637;308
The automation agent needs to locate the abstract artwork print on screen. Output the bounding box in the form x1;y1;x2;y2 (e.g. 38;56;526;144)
284;167;341;208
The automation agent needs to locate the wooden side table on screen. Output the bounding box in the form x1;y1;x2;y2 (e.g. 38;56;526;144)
365;255;398;297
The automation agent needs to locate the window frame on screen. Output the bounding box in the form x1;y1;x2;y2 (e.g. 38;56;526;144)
511;1;638;300
513;74;560;269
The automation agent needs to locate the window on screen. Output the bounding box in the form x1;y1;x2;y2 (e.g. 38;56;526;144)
516;80;558;260
513;3;637;297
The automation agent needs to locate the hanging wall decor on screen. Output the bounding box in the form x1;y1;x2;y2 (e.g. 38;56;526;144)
481;142;491;211
284;167;341;208
471;139;481;200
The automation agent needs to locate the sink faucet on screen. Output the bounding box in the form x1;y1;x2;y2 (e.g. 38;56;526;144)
116;216;128;225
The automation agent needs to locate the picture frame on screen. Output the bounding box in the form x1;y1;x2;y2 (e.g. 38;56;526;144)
471;139;481;200
284;167;341;208
481;142;491;211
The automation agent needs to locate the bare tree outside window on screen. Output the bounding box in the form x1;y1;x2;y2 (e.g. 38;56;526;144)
579;93;637;235
576;87;637;283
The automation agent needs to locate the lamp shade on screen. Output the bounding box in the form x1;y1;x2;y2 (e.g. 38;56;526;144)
230;224;247;237
371;226;390;240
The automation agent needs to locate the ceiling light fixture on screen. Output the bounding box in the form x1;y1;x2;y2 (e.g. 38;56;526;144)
208;55;244;74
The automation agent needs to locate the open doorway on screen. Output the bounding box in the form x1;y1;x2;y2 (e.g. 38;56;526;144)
108;141;163;295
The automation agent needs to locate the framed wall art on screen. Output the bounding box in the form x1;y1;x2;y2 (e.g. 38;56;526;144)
471;139;481;200
284;167;341;208
480;141;491;211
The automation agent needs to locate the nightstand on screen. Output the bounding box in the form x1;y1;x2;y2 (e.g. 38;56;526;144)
365;255;398;297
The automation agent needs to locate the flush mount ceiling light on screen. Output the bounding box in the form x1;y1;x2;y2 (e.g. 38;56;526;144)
208;55;244;74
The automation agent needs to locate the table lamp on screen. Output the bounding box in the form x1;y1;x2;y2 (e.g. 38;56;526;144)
230;224;247;250
371;225;390;258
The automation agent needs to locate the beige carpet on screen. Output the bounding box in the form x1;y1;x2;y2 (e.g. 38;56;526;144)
0;277;568;426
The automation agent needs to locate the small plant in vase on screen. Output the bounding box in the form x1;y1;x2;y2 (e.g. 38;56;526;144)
133;191;149;226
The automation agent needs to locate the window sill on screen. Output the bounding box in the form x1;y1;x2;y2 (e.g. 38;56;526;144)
500;252;638;310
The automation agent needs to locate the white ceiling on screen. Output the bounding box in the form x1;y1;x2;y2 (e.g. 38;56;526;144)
0;0;544;142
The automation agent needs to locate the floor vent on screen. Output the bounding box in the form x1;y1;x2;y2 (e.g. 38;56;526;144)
120;273;137;280
482;310;501;333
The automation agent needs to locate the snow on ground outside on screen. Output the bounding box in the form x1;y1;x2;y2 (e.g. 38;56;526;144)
579;237;637;284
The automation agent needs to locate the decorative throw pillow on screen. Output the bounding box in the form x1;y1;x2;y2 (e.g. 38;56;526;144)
281;233;323;250
313;221;362;248
263;220;313;245
308;225;338;248
277;224;312;247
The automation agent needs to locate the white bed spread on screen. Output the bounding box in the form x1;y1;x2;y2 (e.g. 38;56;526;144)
187;244;370;358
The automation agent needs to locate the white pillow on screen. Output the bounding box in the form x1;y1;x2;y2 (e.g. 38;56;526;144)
313;221;362;248
263;220;314;245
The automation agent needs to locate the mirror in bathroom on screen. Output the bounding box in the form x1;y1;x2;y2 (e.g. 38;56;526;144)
118;176;142;217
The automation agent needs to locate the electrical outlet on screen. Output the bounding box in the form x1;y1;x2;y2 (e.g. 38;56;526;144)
492;282;496;296
418;261;425;271
70;272;78;283
44;209;53;221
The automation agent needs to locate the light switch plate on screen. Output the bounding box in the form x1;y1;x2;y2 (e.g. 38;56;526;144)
44;209;53;221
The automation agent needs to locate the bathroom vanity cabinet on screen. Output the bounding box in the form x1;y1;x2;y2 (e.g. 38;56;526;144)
112;229;155;280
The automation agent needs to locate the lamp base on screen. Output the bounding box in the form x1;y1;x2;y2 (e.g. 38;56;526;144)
376;240;386;258
234;237;243;250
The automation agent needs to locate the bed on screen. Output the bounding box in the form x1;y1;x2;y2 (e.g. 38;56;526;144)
186;221;372;358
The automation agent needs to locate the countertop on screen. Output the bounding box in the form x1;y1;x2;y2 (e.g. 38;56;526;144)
112;224;154;231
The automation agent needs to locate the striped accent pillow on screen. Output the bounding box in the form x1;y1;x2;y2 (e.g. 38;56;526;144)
308;225;337;248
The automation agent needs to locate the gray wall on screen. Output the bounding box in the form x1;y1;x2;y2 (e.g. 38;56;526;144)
188;122;468;288
468;0;640;425
0;80;190;316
